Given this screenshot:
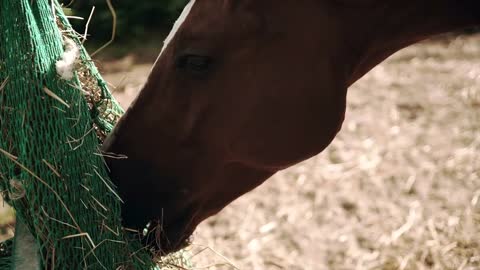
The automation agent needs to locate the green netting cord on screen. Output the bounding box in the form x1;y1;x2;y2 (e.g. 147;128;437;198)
0;1;172;269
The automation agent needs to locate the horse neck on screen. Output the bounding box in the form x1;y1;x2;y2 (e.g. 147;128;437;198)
342;1;479;86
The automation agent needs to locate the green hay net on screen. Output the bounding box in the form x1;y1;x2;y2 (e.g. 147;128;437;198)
0;1;189;269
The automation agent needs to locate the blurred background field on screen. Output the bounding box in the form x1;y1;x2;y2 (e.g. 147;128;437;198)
1;1;479;269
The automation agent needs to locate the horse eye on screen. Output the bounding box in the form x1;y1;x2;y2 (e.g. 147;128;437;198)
176;54;213;75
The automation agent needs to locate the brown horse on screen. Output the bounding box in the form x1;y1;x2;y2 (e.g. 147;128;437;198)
102;0;479;253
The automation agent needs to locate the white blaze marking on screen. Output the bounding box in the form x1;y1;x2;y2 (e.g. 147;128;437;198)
130;1;197;111
154;0;197;64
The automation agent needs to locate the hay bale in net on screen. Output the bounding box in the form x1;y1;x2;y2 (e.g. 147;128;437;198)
0;1;189;269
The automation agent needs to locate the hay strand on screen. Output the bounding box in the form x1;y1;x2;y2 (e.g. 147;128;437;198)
91;0;116;56
43;87;70;108
42;159;62;178
82;6;95;43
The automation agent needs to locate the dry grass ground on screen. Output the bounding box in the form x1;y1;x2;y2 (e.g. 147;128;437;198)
0;35;478;270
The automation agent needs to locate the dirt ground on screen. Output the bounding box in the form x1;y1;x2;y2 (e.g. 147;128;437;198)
1;35;478;269
102;35;480;270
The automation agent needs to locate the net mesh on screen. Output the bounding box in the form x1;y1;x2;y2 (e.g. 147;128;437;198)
0;0;167;269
